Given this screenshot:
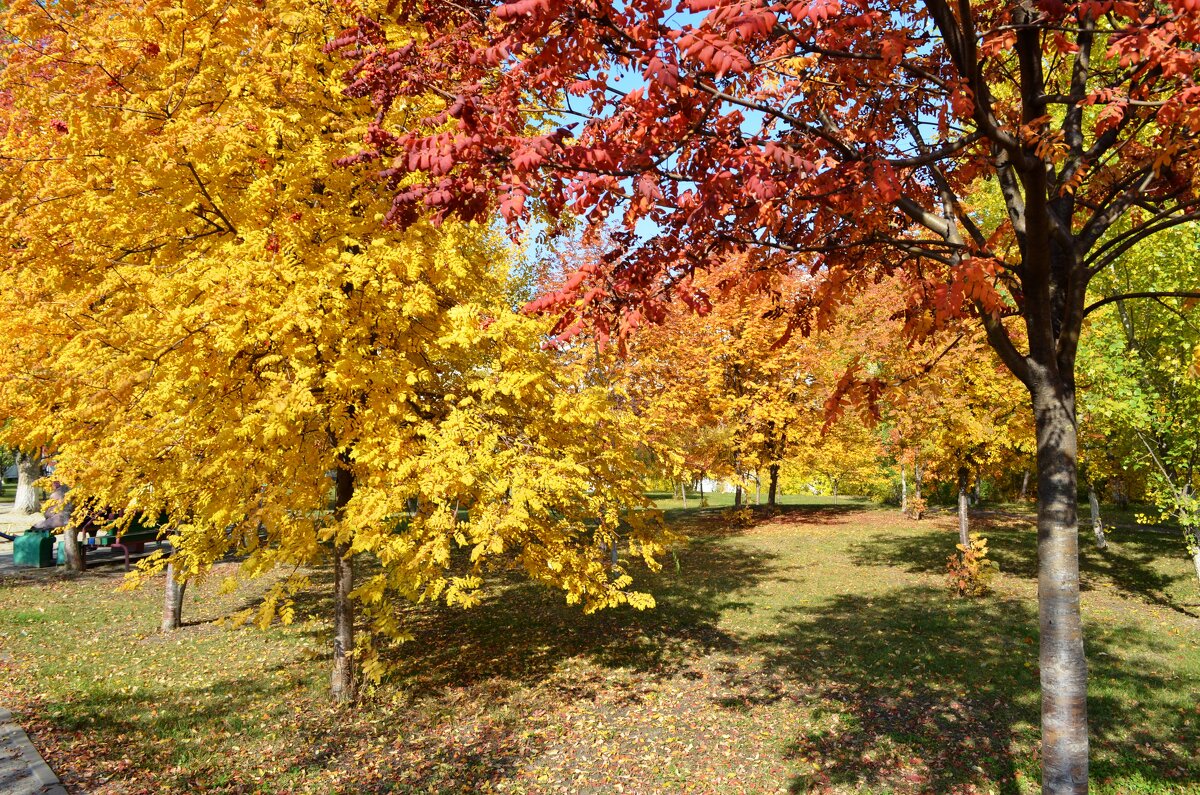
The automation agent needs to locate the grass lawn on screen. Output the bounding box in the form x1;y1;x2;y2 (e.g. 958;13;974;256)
2;502;1199;793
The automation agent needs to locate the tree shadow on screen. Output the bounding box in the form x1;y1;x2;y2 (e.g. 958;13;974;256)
26;662;544;794
720;586;1199;793
849;515;1199;617
373;531;777;698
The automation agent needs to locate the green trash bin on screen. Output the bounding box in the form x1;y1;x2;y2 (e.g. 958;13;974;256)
13;530;55;568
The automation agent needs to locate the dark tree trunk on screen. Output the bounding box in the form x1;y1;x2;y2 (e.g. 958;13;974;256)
330;465;356;703
1113;479;1129;509
755;474;761;506
1031;374;1089;793
1088;484;1107;550
680;480;687;509
63;524;84;573
734;483;742;507
161;561;187;632
957;466;970;549
768;464;779;506
1020;469;1032;501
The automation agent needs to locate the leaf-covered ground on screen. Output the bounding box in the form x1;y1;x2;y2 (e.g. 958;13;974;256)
2;501;1199;794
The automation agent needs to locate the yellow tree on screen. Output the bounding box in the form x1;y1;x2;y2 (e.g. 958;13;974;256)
620;260;879;507
885;329;1034;543
0;0;665;700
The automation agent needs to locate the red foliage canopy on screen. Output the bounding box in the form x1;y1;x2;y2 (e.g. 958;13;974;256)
333;0;1200;369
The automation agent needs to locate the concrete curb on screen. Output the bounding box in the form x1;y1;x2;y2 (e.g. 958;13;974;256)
0;707;68;794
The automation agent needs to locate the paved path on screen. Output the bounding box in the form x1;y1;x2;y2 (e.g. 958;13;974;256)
0;709;67;795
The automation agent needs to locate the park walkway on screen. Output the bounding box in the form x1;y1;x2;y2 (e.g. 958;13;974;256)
0;708;66;795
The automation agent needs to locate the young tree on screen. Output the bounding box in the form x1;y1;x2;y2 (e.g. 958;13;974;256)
1078;224;1200;579
341;2;1200;787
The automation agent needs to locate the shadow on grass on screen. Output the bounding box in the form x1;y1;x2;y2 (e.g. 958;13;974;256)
31;664;541;794
849;515;1199;617
719;585;1199;794
375;531;777;698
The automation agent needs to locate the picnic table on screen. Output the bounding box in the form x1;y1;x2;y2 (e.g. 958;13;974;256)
59;514;167;570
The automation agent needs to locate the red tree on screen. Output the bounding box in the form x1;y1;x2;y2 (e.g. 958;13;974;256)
335;2;1200;790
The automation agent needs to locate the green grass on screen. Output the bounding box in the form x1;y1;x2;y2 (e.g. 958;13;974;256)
2;503;1199;793
647;490;873;512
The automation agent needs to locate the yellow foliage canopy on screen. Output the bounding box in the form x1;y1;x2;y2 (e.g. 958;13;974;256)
0;0;665;677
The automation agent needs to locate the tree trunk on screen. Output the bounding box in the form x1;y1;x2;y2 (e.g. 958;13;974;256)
755;474;761;506
831;479;838;503
914;460;923;502
12;451;41;514
1087;485;1107;550
734;483;743;507
62;524;84;572
768;463;779;506
1191;537;1200;587
900;464;908;515
1032;377;1089;794
161;561;187;632
330;465;356;703
1020;469;1032;501
680;480;687;509
698;475;705;506
958;466;971;549
1113;479;1129;509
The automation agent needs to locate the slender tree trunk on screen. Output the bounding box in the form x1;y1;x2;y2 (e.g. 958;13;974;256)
1020;469;1032;501
914;460;923;502
161;561;187;632
330;465;356;703
1191;536;1200;586
1113;479;1129;509
900;464;908;515
62;524;84;572
680;480;687;509
734;483;743;507
831;479;838;503
12;451;41;515
768;463;779;506
755;474;761;506
1087;485;1107;550
1031;376;1089;794
957;466;970;548
972;480;982;507
698;475;705;506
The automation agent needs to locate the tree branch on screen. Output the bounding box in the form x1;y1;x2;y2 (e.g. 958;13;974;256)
1083;292;1200;318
